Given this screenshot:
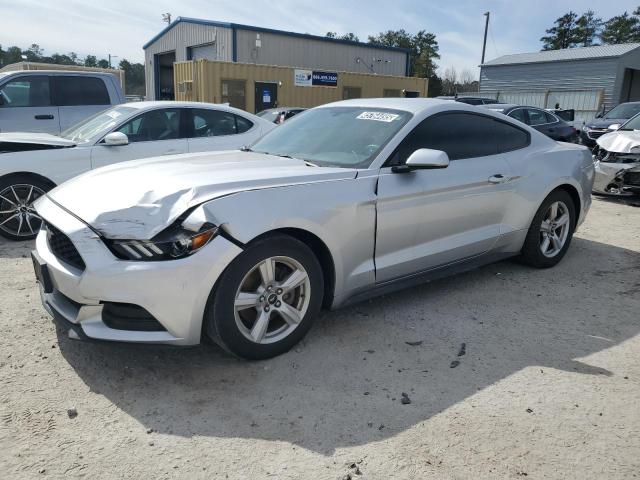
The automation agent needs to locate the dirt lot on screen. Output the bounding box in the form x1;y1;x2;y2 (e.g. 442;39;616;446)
0;197;639;480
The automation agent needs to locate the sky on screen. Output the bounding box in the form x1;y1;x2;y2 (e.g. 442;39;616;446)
1;0;640;77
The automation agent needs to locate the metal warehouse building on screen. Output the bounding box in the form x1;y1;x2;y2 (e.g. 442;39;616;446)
143;17;426;112
479;43;640;123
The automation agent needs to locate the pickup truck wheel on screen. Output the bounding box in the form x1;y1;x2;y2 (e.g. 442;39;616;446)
0;176;53;241
204;235;323;360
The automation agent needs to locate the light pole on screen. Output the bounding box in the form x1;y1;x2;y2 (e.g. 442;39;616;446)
162;13;172;24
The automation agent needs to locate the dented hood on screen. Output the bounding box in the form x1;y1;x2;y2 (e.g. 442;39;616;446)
596;130;640;153
43;150;357;239
0;132;77;147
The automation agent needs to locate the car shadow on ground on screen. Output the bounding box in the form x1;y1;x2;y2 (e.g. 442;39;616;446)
53;237;640;455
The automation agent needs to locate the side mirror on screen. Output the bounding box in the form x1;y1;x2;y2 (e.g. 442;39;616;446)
595;112;603;119
392;148;450;173
607;124;621;131
104;132;129;146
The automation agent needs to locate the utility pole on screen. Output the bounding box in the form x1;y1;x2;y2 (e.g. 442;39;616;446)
108;54;118;69
162;13;172;24
481;12;490;65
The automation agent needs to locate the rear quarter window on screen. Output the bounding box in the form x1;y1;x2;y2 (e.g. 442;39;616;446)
54;76;110;106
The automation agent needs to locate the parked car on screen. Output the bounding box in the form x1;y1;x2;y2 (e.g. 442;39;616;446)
436;96;499;105
0;101;275;240
580;101;640;147
592;113;640;196
257;107;306;124
482;104;578;142
0;70;125;134
31;98;594;359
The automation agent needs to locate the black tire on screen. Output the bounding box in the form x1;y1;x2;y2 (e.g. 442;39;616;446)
520;189;576;268
204;234;324;360
0;175;54;241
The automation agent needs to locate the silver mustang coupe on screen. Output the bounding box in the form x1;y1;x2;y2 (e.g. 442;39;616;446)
32;99;594;359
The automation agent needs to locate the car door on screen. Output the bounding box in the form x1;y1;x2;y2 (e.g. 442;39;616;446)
0;75;59;133
525;108;561;140
375;112;519;283
187;108;258;153
53;75;112;131
90;107;187;169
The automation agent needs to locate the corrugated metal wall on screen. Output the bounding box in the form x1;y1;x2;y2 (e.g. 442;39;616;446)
174;60;427;113
144;22;233;99
234;29;406;76
479;57;620;120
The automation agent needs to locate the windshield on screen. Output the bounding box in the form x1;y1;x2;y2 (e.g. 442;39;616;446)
250;107;412;168
257;110;278;118
605;103;640;120
61;105;136;143
619;112;640;130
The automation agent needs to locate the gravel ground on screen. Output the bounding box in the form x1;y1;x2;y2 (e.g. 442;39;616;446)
0;196;639;480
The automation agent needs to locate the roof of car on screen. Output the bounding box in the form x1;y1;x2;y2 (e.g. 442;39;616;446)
322;98;455;114
119;101;244;110
0;70;117;77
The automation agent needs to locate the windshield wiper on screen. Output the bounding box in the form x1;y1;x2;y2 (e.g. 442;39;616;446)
240;146;253;152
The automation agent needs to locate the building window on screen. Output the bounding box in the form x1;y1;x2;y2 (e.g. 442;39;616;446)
221;79;246;110
383;89;401;98
342;86;361;100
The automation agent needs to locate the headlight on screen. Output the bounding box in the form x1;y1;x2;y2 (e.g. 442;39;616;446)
106;224;219;261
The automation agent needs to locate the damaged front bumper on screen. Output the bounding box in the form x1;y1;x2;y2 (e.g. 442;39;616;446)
33;196;243;345
592;150;640;196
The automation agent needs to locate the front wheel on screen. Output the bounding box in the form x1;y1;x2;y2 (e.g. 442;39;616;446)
0;176;53;241
520;189;576;268
204;235;324;360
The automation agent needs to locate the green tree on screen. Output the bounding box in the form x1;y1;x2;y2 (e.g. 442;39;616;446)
25;43;44;61
600;11;640;44
118;59;146;95
84;55;98;67
97;59;110;69
575;10;603;46
325;32;360;42
4;46;24;64
0;45;4;67
368;29;439;77
541;12;579;50
426;74;443;97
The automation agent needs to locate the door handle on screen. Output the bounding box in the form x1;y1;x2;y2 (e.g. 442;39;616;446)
488;174;507;184
34;114;54;120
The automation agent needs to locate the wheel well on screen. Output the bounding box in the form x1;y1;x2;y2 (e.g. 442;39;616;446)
255;228;336;309
553;184;581;221
0;172;56;189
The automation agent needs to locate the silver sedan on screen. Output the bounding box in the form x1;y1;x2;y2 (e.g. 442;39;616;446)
32;98;595;359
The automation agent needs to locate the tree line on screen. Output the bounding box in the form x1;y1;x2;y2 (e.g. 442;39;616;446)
541;7;640;50
0;43;145;95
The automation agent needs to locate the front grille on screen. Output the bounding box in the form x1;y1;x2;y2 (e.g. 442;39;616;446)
624;170;640;186
46;223;86;271
101;302;166;331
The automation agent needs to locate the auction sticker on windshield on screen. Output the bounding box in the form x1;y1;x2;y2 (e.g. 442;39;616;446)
357;112;400;122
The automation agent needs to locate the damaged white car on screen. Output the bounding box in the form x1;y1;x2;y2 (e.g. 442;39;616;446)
592;115;640;196
31;99;594;360
0;101;274;240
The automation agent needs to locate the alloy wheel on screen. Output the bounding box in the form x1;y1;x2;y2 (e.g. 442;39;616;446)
234;256;311;344
0;184;45;239
539;201;570;257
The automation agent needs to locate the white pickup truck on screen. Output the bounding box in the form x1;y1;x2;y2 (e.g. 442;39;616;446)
0;70;125;134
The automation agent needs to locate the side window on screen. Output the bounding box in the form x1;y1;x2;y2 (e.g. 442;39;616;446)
545;111;558;123
0;76;50;107
55;76;110;106
508;109;527;124
235;114;253;133
395;112;498;163
116;109;181;142
493;120;530;153
526;108;552;126
191;109;242;137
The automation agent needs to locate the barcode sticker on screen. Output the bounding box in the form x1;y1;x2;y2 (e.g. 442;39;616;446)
357;112;400;122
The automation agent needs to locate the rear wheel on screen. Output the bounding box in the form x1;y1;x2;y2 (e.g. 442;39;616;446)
520;190;576;268
0;175;53;241
204;235;323;360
